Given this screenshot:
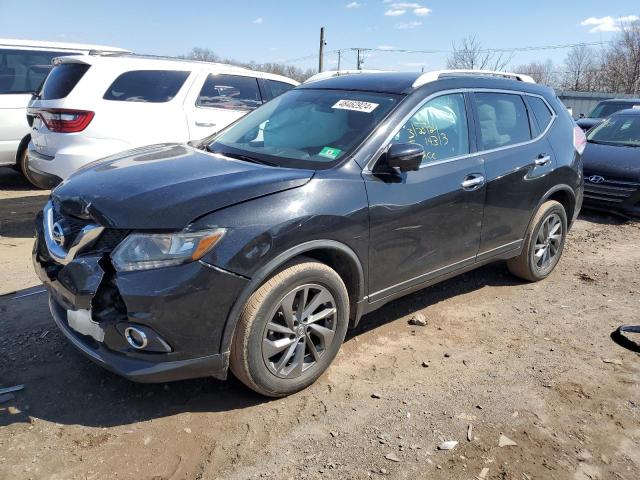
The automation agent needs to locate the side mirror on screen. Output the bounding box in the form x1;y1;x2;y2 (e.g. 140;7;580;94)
386;143;424;172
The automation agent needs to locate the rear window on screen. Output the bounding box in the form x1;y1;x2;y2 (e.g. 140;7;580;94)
196;74;262;110
527;96;554;131
40;63;90;100
104;70;190;103
0;48;73;94
474;92;532;150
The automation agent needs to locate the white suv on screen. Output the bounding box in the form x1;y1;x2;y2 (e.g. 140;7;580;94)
26;54;299;188
0;39;128;175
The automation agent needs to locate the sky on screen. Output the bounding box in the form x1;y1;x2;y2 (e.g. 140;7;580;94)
0;0;637;72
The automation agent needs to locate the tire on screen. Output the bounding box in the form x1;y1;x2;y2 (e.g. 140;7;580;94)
507;200;567;282
230;259;349;397
18;147;46;189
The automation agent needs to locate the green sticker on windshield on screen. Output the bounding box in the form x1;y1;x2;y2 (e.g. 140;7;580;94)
319;147;342;160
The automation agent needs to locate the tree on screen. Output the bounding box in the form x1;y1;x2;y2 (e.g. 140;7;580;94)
561;44;597;91
181;47;316;82
446;35;512;71
515;60;557;86
185;47;221;63
604;21;640;94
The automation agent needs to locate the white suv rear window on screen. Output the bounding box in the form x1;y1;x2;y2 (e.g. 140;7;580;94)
41;63;90;100
103;70;190;103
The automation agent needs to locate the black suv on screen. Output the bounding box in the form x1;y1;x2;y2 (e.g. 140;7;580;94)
33;71;584;397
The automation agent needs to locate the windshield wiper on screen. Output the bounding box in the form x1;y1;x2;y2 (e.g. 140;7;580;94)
208;149;276;166
589;139;639;148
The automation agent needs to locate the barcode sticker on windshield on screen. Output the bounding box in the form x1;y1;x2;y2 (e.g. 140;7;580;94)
332;99;379;113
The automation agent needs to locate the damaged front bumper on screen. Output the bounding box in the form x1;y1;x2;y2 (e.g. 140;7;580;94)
33;214;249;383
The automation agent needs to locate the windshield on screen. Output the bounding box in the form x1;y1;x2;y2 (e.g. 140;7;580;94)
587;114;640;148
0;48;75;95
209;88;401;169
588;102;638;119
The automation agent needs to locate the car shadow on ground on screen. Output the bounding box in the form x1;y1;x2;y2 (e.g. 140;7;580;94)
1;261;521;429
0;167;49;238
0;167;35;191
578;208;634;225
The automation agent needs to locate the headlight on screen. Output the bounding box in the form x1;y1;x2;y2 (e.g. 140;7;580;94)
111;228;226;272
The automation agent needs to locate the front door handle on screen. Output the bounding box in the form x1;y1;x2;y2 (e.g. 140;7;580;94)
195;121;216;127
461;174;485;190
535;154;551;166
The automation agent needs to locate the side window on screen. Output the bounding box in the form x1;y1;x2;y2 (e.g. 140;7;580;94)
0;49;72;94
196;74;262;110
394;93;469;164
527;96;554;132
265;80;294;99
103;70;190;103
473;93;531;150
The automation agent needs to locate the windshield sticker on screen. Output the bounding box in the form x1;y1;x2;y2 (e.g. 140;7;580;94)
319;147;342;160
332;99;379;113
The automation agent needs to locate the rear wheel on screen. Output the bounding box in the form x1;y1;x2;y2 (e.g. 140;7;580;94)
507;200;567;281
230;259;349;397
18;147;46;189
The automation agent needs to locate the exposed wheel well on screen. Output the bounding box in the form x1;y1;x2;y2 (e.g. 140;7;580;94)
296;248;362;325
546;189;575;226
16;134;31;164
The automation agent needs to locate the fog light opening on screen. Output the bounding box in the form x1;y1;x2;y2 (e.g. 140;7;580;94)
124;326;149;350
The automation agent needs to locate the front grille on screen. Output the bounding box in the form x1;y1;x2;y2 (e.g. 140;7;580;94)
53;208;87;240
89;229;128;254
51;208;127;256
584;174;640;204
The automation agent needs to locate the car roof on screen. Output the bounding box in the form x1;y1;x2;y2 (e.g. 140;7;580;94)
298;71;541;95
56;54;299;85
0;38;128;53
600;98;640;104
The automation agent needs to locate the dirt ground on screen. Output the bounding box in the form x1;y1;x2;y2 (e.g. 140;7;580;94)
1;166;639;480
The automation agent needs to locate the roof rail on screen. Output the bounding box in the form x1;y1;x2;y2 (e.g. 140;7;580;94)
413;69;536;88
304;69;389;83
86;51;249;69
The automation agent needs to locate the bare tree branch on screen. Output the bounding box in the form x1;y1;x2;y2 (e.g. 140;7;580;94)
446;35;513;71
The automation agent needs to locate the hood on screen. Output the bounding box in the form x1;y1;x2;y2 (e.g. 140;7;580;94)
52;144;313;229
576;118;602;131
582;141;640;180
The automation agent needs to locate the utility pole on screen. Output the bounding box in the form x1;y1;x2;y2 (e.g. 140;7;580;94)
318;27;325;73
337;50;341;71
356;49;362;70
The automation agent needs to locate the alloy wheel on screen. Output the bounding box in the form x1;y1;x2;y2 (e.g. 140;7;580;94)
262;283;337;379
534;213;563;270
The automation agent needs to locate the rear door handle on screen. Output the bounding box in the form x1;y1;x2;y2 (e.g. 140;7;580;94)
535;154;551;166
195;121;216;127
461;174;485;190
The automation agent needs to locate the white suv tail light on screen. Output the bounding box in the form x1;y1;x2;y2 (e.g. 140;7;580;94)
30;108;95;133
573;126;586;155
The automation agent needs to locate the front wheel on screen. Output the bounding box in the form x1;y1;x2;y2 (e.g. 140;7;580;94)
507;200;567;282
230;259;349;397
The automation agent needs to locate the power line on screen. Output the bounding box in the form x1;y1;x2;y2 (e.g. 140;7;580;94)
282;40;613;64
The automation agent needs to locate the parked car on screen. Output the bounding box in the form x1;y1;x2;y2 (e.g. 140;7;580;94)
576;98;640;131
582;109;640;218
33;70;584;396
25;54;299;188
0;38;127;177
